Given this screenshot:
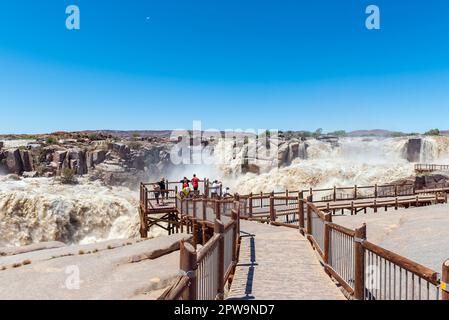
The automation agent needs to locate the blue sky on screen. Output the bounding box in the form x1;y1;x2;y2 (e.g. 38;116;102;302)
1;0;449;134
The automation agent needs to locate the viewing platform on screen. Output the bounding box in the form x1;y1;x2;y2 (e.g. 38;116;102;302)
142;181;449;301
415;163;449;173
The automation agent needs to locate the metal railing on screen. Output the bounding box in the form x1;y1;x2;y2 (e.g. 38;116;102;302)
196;235;221;300
298;200;449;300
363;240;440;300
159;199;240;300
327;223;356;294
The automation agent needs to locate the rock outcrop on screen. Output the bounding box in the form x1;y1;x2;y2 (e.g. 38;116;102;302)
5;149;23;175
406;138;422;162
0;138;173;188
415;174;449;190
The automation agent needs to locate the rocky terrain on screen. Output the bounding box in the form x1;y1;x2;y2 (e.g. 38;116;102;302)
0;132;446;188
0;232;191;299
0;133;174;189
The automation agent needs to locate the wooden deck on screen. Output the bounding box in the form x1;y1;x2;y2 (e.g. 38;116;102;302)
227;220;345;300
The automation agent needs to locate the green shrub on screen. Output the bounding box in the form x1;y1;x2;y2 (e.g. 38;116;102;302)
424;129;440;136
60;168;77;185
46;137;58;145
127;141;143;150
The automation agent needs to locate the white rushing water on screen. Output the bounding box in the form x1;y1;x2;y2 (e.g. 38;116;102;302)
215;136;449;194
0;176;165;247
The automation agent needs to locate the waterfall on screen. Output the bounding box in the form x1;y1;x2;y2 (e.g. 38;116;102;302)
0;176;164;247
214;137;415;194
419;138;438;163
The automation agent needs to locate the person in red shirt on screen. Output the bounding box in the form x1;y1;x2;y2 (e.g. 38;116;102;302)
191;174;200;191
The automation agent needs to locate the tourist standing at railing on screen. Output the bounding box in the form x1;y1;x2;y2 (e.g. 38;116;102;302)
191;174;200;191
154;177;166;206
223;187;231;198
180;177;190;188
180;177;192;198
210;180;222;198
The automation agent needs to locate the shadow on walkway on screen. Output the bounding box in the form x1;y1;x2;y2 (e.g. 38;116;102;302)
227;231;257;300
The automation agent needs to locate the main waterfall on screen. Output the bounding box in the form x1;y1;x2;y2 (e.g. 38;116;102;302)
215;136;449;194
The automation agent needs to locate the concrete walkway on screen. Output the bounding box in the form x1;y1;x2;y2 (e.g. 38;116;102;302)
227;220;345;300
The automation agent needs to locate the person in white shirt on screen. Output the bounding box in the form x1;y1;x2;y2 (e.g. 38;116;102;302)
210;180;221;198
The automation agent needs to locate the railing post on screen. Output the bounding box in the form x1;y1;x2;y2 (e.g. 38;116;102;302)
192;219;198;250
298;191;305;235
354;185;358;200
374;184;378;198
180;199;184;233
306;196;312;235
286;189;289;205
249;193;253;218
140;183;143;206
324;213;332;267
231;209;239;263
269;196;276;222
309;187;313;202
180;241;197;300
394;184;398;197
333;186;337;201
442;259;449;300
354;224;367;300
144;186;148;212
139;207;147;238
215;220;225;300
215;200;221;220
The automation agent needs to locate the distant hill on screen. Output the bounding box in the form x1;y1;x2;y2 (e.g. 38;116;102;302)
346;130;398;137
81;130;174;138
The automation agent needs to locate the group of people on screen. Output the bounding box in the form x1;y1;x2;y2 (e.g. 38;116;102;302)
179;174;201;197
152;174;231;205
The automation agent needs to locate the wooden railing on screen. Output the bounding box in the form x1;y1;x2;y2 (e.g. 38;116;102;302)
239;182;449;220
159;198;241;300
415;164;449;172
296;199;449;300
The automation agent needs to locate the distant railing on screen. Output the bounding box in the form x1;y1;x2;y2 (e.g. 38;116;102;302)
298;199;449;300
238;182;449;221
415;164;449;172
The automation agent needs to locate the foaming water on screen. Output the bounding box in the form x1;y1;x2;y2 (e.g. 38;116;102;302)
0;176;164;247
215;137;422;194
421;136;449;163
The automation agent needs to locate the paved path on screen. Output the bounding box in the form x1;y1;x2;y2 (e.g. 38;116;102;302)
227;221;345;300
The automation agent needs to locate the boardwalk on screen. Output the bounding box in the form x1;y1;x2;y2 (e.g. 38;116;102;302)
227;220;345;300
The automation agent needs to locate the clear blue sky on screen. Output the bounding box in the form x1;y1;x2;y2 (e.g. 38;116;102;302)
1;0;449;134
